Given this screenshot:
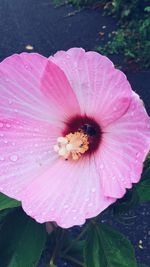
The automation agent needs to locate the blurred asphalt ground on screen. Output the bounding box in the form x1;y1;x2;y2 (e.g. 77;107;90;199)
0;0;150;266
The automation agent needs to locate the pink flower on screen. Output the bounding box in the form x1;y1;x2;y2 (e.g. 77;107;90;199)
0;48;149;228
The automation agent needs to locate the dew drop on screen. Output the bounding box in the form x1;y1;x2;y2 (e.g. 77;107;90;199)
6;123;11;128
0;156;4;161
72;209;76;213
100;164;104;169
91;187;96;193
27;209;33;215
34;127;39;132
8;100;13;105
25;65;31;70
0;123;3;128
63;204;69;209
10;155;18;162
4;140;8;144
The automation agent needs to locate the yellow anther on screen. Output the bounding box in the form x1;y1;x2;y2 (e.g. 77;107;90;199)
54;131;89;160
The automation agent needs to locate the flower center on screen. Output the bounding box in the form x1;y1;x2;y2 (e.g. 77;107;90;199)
54;131;89;160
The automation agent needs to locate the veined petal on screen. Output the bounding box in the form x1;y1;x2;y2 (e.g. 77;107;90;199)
0;118;61;200
96;92;150;198
21;156;115;228
0;53;80;126
41;60;80;121
50;48;132;127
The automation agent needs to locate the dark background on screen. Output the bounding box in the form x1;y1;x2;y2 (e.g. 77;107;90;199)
0;0;149;266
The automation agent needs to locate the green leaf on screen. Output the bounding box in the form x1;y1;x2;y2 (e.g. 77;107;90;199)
84;222;137;267
134;155;150;203
136;178;150;202
0;209;47;267
144;6;150;12
0;193;21;210
141;156;150;181
113;189;139;215
60;230;85;264
50;263;57;267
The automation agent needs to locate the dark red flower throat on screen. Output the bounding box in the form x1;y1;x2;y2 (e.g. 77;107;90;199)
63;115;102;155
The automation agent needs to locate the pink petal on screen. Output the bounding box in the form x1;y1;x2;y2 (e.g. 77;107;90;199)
50;48;132;127
0;53;80;126
21;156;115;228
0;52;80;202
96;92;150;198
0;118;61;200
41;60;80;121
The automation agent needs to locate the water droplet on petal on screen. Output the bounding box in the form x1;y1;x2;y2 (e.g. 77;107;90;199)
27;209;33;215
8;100;13;105
10;155;18;162
100;164;104;169
25;65;31;70
0;123;3;128
0;156;4;161
6;123;11;128
63;204;69;209
91;187;96;193
72;209;76;213
50;207;54;212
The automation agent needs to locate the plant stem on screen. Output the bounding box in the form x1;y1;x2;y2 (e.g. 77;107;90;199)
61;255;85;267
50;229;65;265
63;226;88;254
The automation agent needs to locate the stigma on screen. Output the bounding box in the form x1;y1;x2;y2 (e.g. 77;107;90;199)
54;132;89;160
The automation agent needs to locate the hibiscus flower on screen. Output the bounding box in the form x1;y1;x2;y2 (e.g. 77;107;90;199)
0;48;149;228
